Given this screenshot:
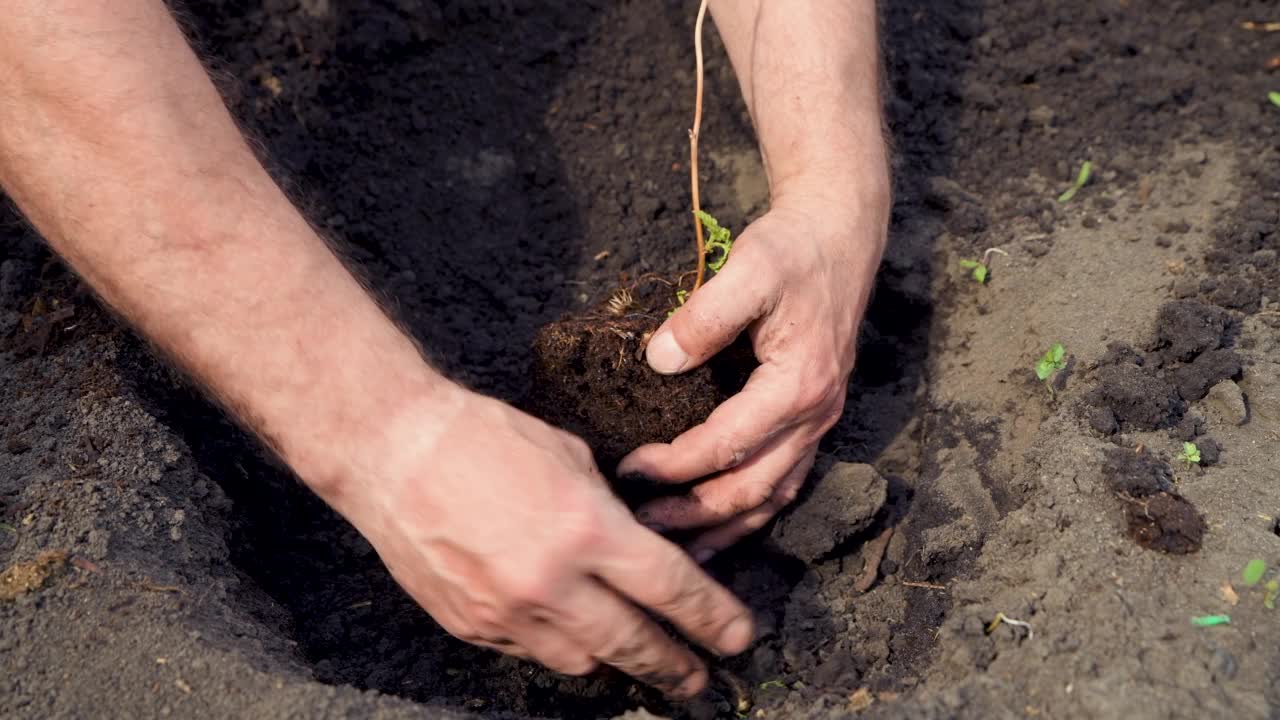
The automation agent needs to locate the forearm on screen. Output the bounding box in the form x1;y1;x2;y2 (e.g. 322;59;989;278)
708;0;889;211
0;1;455;497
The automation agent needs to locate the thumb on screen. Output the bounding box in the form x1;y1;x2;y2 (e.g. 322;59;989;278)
646;259;776;374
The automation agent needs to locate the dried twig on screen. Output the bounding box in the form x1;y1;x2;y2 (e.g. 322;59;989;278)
901;580;947;591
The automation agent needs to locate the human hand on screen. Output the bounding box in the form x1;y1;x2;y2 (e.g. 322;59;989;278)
314;387;754;698
618;183;888;562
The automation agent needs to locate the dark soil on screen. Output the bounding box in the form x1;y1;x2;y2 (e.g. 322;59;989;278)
3;0;1280;718
528;290;753;477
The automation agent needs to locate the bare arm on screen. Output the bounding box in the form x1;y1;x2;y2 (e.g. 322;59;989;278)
0;1;752;696
623;1;890;557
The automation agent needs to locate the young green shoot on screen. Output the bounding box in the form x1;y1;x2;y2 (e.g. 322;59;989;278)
958;247;1009;284
1190;614;1231;627
985;612;1034;639
1057;160;1093;203
1270;91;1280;108
1243;558;1267;587
1266;579;1279;610
695;210;734;272
958;259;989;283
1035;343;1067;399
1181;442;1202;468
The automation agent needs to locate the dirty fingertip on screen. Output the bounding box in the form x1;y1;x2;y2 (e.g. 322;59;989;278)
646;329;690;375
716;613;755;656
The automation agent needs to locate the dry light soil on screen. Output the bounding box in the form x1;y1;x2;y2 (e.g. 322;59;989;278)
2;1;1279;718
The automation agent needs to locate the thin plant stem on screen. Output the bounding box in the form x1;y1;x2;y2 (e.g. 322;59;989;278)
689;0;709;291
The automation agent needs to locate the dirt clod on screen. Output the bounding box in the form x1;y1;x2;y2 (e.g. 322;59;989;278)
1101;447;1173;497
1152;299;1231;362
529;314;753;475
0;550;68;601
1123;492;1205;554
772;463;888;563
1090;364;1181;430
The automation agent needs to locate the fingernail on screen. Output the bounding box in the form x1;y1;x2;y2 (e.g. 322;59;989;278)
693;548;715;565
717;614;755;655
646;329;689;375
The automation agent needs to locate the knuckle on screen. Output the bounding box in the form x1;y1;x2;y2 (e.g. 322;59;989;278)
504;569;557;608
712;435;749;472
735;481;776;513
466;600;515;634
563;435;595;467
559;656;598;677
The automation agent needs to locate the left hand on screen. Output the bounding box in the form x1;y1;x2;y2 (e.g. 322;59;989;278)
617;181;888;562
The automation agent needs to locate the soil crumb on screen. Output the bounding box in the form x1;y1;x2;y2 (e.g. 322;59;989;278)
0;550;68;601
772;463;888;563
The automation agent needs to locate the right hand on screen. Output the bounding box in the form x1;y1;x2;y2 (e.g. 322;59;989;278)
312;386;755;697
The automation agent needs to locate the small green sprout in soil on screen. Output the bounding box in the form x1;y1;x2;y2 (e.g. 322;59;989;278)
695;210;734;272
1266;579;1278;610
1243;558;1267;586
1181;442;1202;468
758;679;787;691
1057;160;1093;203
1270;91;1280;108
1191;614;1231;627
1035;343;1067;399
958;247;1009;284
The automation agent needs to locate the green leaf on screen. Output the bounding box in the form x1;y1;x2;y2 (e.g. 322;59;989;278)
1190;614;1231;627
1035;344;1066;381
974;265;989;283
1076;160;1093;186
1057;160;1093;203
1270;91;1280;108
1182;442;1201;465
1265;579;1278;610
695;210;734;272
959;259;981;269
1243;558;1267;586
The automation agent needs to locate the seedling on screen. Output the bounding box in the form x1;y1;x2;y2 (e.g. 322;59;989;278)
695;210;734;272
958;247;1009;284
677;0;734;310
1181;442;1202;468
1035;343;1067;399
1057;160;1093;203
1190;614;1231;627
1270;91;1280;108
985;612;1034;639
1243;558;1267;587
1266;580;1278;610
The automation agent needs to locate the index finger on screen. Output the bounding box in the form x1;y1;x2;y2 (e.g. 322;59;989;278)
594;519;755;657
617;363;797;483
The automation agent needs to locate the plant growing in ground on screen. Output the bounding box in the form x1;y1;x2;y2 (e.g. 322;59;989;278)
1270;91;1280;108
679;0;734;307
1035;343;1067;399
1057;160;1093;203
958;247;1009;284
1243;558;1267;586
1266;579;1278;609
1181;442;1202;468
